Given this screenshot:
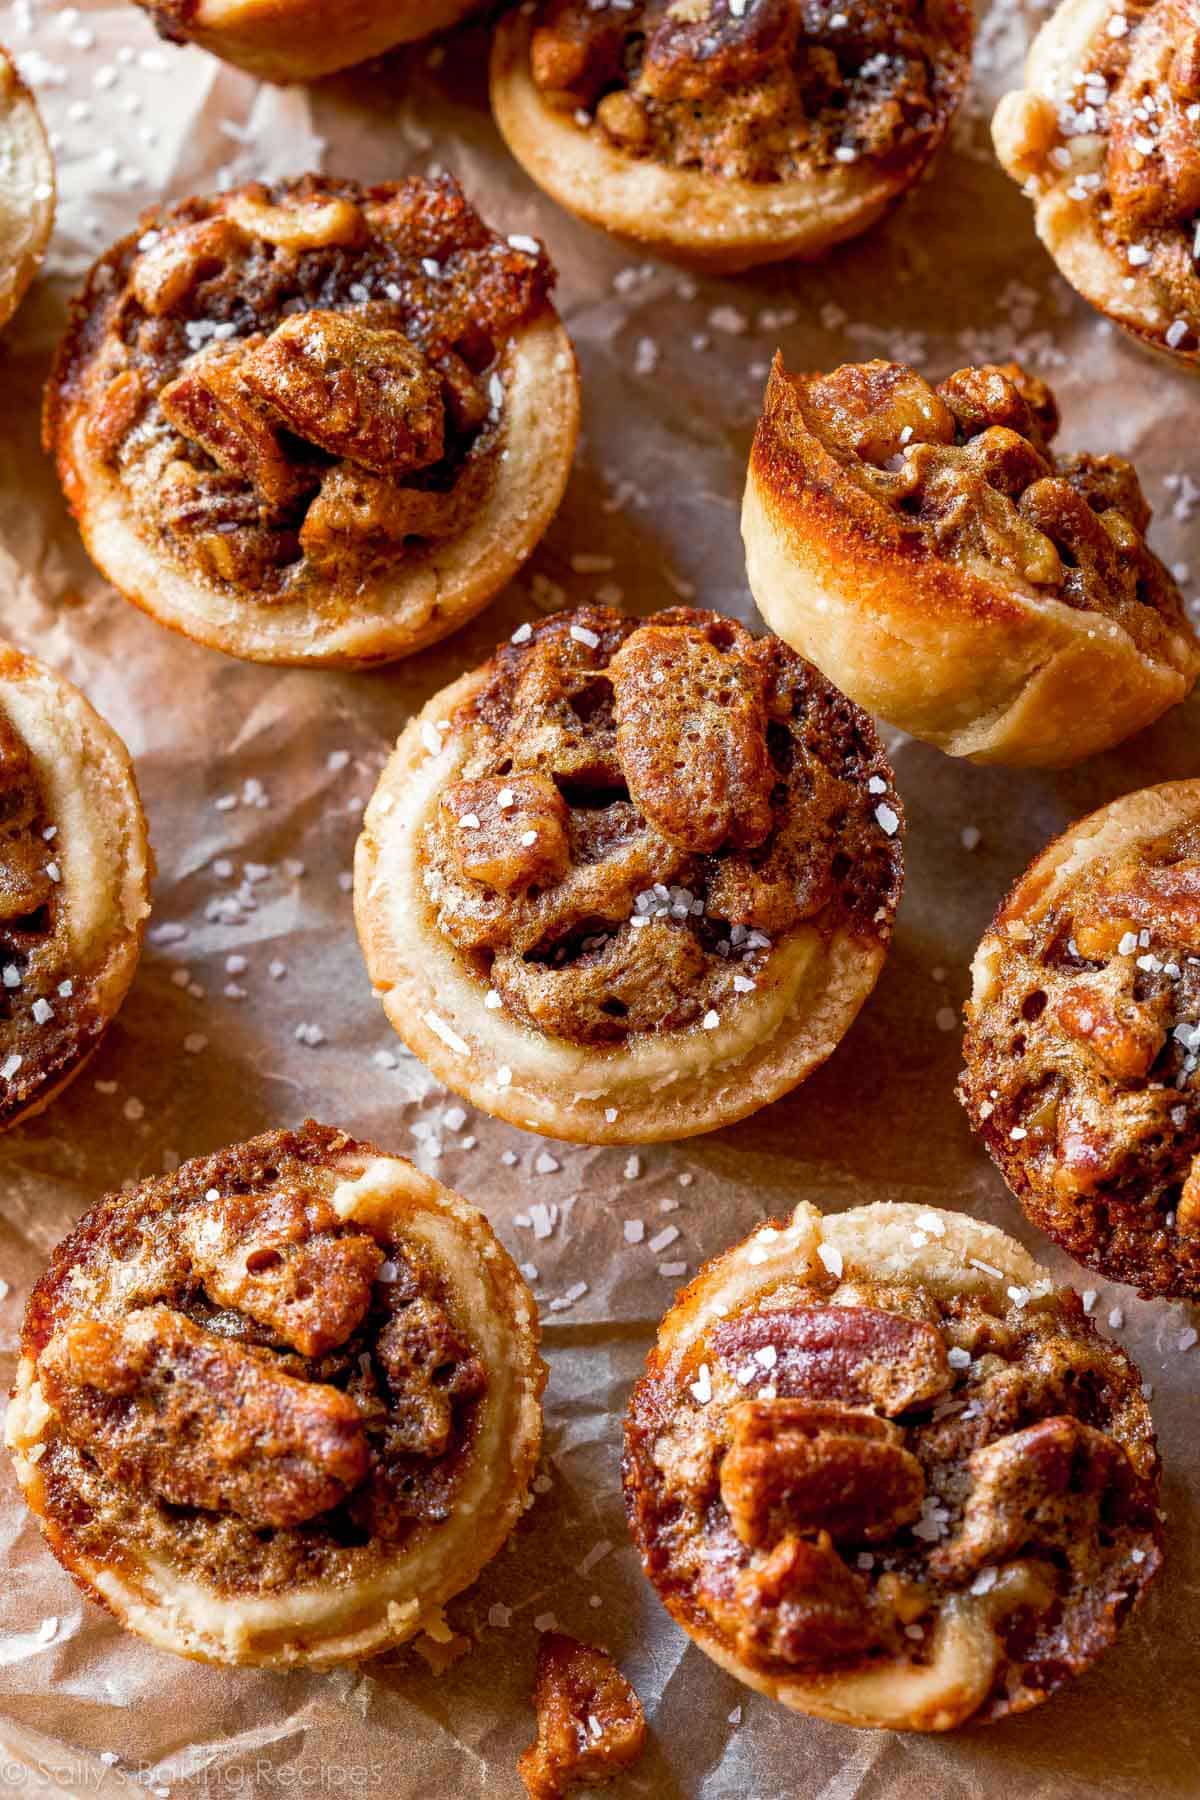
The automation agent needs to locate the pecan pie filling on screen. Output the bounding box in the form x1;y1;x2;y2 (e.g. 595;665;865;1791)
795;357;1190;661
623;1254;1161;1720
1062;0;1200;345
528;0;972;182
54;175;554;612
0;707;91;1122
420;607;904;1049
962;816;1200;1297
22;1125;489;1598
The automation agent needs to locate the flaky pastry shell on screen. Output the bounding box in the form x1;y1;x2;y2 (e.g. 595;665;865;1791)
743;354;1199;765
355;607;903;1144
135;0;481;82
0;46;54;333
993;0;1200;371
0;643;150;1130
623;1201;1162;1730
6;1124;545;1668
489;8;969;274
962;778;1200;1298
45;175;580;667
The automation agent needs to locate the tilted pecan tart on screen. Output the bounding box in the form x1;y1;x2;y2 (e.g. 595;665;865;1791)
994;0;1200;371
0;644;150;1129
623;1201;1163;1730
490;0;973;273
354;606;904;1144
962;780;1200;1299
0;44;54;333
134;0;481;83
6;1123;545;1667
744;355;1200;765
45;174;579;667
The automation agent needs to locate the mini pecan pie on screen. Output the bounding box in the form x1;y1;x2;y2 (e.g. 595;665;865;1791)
0;643;150;1129
518;1633;646;1799
490;0;973;273
744;355;1199;765
5;1123;545;1666
45;174;579;667
134;0;481;82
623;1200;1162;1730
994;0;1200;370
0;45;54;333
961;780;1200;1298
354;605;904;1143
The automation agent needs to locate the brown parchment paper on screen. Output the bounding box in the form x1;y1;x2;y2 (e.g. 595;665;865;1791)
0;3;1197;1796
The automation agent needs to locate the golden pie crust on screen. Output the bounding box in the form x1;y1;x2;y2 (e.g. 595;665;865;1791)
6;1123;546;1668
962;779;1200;1298
490;2;972;273
623;1200;1162;1730
355;605;904;1145
743;353;1200;765
134;0;481;82
0;45;54;333
994;0;1200;370
45;174;580;668
0;642;150;1130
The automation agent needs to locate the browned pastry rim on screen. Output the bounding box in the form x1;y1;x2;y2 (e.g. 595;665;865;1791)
490;4;972;274
45;173;580;668
355;605;904;1144
743;353;1199;766
623;1200;1162;1730
0;44;55;332
993;0;1200;372
6;1122;546;1668
0;642;150;1131
961;779;1200;1298
134;0;482;82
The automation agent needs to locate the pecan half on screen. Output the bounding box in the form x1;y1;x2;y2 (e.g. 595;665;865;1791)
443;773;571;896
710;1304;952;1416
610;623;774;854
929;1415;1139;1581
40;1305;369;1527
804;361;956;464
130;216;248;317
517;1633;646;1800
182;1186;382;1357
720;1399;925;1548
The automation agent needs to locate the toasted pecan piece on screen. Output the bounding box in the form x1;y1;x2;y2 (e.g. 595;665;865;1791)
711;1304;952;1416
610;623;774;854
160;346;317;512
720;1399;925;1548
518;1632;646;1800
443;773;572;897
298;465;456;570
130;216;248;317
242;311;445;477
929;1415;1139;1581
804;361;956;464
225;188;368;251
182;1185;382;1356
1051;975;1169;1082
729;1532;881;1666
936;362;1058;456
376;1295;486;1458
40;1305;369;1527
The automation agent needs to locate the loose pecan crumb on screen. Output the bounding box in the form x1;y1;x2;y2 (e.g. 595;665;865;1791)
518;1633;646;1800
